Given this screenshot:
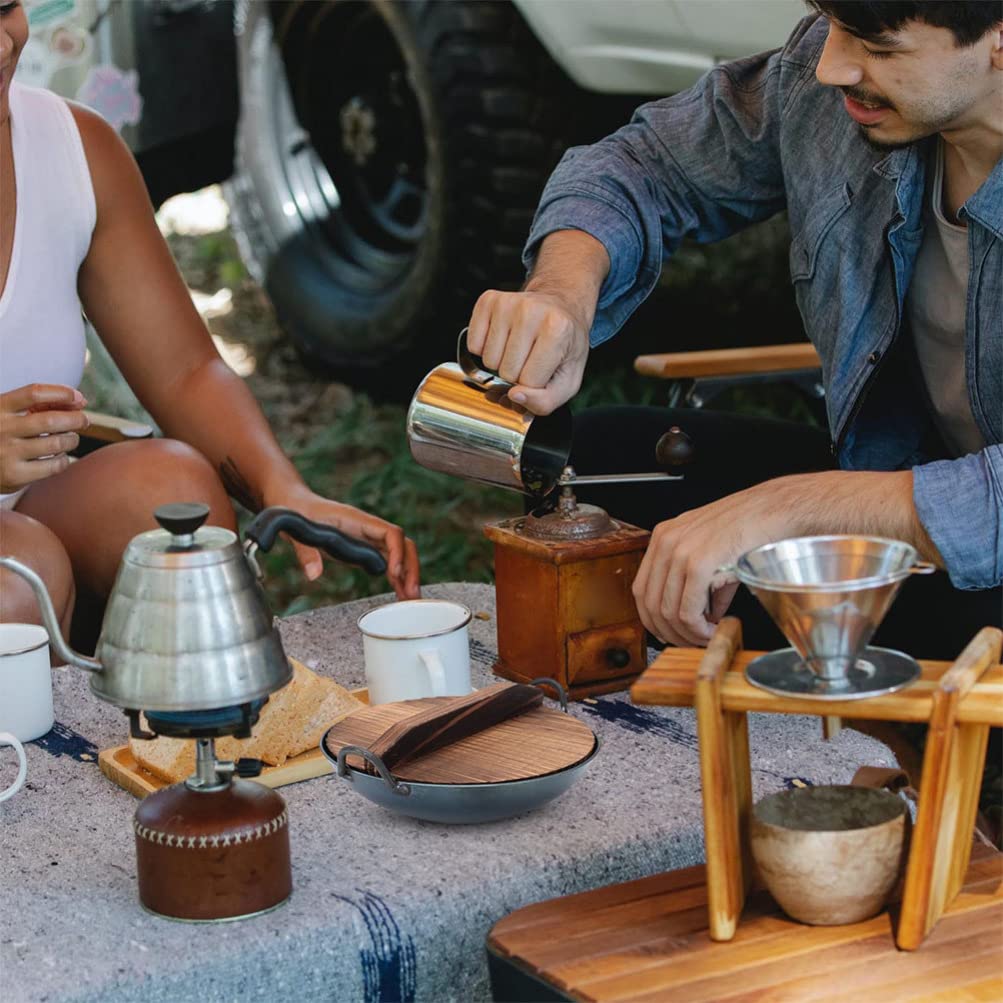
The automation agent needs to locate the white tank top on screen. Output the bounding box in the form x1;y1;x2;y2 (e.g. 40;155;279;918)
0;82;96;505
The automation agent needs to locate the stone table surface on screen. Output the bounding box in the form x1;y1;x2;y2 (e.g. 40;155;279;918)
0;583;901;1003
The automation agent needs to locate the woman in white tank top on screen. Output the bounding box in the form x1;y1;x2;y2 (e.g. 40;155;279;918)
0;4;420;640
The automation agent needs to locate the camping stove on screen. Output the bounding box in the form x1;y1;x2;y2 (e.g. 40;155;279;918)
131;704;291;922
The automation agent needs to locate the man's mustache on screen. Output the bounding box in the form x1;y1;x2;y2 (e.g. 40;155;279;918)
842;86;895;111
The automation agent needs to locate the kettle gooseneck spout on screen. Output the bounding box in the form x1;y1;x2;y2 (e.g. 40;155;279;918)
0;556;103;673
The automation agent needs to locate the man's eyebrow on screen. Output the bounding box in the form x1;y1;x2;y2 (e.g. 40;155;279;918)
829;16;907;49
856;30;906;49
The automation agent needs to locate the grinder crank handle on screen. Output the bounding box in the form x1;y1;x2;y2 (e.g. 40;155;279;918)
244;507;387;575
560;427;695;487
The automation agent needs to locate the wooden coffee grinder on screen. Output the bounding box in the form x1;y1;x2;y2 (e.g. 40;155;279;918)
485;430;692;699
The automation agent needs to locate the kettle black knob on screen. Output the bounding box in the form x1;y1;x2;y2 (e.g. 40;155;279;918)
155;502;210;538
655;426;695;468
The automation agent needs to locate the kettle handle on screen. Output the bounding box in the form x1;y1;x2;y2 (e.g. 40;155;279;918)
244;508;388;575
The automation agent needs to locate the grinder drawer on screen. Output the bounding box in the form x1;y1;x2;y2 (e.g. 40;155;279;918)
566;621;645;686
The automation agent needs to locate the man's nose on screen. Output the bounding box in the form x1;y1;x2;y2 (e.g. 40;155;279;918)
815;24;865;88
0;30;12;63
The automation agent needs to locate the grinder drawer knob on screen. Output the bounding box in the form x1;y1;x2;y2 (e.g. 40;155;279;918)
606;647;631;670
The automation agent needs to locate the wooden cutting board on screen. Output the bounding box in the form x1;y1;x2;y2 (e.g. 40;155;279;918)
324;698;597;784
98;684;369;800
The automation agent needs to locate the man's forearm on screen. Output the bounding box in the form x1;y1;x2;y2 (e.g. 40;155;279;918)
523;230;610;327
779;469;943;565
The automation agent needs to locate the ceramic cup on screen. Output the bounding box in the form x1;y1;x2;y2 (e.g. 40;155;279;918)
0;624;54;742
358;600;472;704
0;732;28;802
751;784;908;926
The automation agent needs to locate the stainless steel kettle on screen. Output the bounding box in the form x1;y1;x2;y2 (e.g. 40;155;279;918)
0;502;387;712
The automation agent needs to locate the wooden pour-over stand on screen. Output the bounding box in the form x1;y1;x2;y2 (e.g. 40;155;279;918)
631;617;1003;950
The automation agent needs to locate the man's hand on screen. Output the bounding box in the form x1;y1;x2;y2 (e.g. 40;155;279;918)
633;482;785;647
632;469;937;648
465;229;609;416
466;287;590;416
0;384;90;494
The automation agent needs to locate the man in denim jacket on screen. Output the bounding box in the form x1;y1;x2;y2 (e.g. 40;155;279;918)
466;1;1002;653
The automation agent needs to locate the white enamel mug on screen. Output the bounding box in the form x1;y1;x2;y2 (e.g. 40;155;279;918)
0;624;54;742
0;732;28;803
358;600;472;704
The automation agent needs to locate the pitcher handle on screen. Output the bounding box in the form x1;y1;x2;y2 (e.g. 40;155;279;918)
418;649;449;696
0;732;27;803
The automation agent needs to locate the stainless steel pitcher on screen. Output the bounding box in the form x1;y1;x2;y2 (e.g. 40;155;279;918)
0;503;386;712
407;331;574;496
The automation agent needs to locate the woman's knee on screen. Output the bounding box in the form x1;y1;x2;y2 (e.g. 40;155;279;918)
103;439;237;529
0;511;74;626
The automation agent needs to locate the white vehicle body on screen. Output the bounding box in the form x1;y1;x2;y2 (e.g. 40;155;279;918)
515;0;804;93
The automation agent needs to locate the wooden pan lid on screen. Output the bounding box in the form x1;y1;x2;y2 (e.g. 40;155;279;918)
324;697;597;785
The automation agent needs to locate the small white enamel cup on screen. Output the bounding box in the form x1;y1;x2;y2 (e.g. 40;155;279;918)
358;600;473;705
0;732;28;802
0;624;54;741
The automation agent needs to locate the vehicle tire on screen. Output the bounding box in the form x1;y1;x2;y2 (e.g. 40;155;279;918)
226;0;577;394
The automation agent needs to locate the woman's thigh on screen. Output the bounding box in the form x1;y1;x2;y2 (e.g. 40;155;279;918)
16;439;236;597
0;509;75;634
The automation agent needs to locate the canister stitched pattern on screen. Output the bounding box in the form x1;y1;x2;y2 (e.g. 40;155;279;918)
133;809;288;849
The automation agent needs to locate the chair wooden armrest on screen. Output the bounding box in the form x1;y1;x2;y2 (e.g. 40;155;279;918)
634;343;821;380
80;410;155;444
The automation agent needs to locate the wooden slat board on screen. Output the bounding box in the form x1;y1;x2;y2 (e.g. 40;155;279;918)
98;686;370;799
631;648;1003;726
487;844;1003;1003
633;343;821;380
324;698;596;784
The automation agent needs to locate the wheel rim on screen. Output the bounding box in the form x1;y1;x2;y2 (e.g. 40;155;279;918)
277;5;429;291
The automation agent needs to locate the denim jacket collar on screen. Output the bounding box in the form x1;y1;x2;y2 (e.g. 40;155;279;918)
963;156;1003;237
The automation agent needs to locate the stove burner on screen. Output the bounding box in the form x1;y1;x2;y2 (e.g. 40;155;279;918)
127;700;267;741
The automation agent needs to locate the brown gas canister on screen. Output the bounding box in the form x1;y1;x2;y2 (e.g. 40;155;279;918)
134;778;291;921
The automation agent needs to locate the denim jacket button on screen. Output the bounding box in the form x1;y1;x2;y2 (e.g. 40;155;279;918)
868;350;882;364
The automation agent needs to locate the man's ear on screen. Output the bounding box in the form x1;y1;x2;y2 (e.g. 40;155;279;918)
991;25;1003;70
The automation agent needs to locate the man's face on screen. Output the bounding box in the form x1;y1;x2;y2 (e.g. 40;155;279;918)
816;16;1000;148
1;0;29;125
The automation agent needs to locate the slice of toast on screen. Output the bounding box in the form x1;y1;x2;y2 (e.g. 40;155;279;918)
129;723;194;783
236;660;331;766
287;677;364;758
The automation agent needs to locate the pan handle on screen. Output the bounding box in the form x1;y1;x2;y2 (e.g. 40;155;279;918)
528;677;568;712
336;745;411;797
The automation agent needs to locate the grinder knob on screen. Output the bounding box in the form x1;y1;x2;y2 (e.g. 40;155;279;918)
655;426;694;469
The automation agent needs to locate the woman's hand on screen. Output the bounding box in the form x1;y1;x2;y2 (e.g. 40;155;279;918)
0;384;90;494
267;486;421;600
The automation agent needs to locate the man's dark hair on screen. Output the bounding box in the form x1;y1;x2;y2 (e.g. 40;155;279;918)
809;1;1003;47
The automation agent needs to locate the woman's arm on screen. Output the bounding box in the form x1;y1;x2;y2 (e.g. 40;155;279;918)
71;103;419;596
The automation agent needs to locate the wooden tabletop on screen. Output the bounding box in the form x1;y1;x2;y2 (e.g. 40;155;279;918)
631;647;1003;727
487;843;1003;1002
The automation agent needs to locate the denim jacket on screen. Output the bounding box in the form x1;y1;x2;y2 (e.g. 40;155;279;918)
524;15;1002;590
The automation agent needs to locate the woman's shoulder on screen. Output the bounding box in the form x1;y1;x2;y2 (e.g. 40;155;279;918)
64;100;150;218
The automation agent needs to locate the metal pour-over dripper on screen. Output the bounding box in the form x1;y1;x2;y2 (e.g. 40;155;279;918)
732;536;935;700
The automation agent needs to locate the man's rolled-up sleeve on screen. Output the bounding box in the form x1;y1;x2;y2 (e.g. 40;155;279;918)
912;444;1003;589
522;17;824;345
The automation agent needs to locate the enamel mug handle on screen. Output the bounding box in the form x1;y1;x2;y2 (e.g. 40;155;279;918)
418;649;449;696
0;732;27;803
